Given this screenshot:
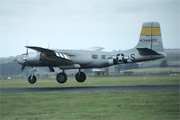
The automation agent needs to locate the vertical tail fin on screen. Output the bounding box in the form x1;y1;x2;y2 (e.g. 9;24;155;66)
135;22;164;52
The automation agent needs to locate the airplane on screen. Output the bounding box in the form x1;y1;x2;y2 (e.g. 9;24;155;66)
16;22;166;84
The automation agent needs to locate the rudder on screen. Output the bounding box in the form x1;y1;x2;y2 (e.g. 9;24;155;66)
135;22;164;53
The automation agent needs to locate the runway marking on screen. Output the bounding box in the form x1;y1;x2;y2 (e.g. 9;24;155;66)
0;85;179;93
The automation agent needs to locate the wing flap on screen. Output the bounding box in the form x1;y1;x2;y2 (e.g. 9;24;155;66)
137;48;161;55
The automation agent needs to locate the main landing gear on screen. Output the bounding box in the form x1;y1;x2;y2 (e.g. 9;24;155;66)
56;69;86;84
56;70;67;84
75;71;86;83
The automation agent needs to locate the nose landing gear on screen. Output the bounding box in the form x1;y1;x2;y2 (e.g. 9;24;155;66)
28;75;37;84
28;68;37;84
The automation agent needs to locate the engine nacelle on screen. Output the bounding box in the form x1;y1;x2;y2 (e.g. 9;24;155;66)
26;52;41;66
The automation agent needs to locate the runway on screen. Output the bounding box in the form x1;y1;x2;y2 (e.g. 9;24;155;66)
0;85;179;93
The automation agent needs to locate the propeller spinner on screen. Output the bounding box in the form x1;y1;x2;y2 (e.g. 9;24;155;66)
16;46;29;71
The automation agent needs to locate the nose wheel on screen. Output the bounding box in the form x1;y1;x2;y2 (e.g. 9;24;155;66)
75;71;86;83
28;75;37;84
28;68;37;84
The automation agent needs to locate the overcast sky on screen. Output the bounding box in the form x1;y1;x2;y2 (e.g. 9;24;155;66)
0;0;179;57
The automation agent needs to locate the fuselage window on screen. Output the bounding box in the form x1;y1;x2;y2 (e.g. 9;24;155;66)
101;55;106;59
92;55;98;59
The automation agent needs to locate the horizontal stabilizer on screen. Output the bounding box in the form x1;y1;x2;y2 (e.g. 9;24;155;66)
137;48;161;55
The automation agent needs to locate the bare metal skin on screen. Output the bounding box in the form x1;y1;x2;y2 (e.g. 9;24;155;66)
16;22;166;84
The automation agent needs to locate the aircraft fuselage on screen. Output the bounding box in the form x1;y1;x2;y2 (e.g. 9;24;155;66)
17;48;165;69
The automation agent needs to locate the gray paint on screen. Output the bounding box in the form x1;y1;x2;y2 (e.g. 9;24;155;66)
16;22;166;70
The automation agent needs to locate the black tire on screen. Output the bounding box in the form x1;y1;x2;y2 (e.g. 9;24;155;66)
28;75;37;84
56;73;67;84
75;72;86;83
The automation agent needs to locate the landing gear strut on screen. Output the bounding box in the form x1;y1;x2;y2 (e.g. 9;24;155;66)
56;70;67;84
28;68;37;84
75;70;86;83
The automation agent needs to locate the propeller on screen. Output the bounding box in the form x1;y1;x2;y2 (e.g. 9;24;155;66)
26;40;28;55
21;62;26;71
22;42;29;71
21;53;27;71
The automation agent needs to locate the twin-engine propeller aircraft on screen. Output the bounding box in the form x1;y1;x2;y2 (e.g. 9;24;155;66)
16;22;166;84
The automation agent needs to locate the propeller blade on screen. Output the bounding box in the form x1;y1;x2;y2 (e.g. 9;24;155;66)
21;62;26;71
26;47;28;55
26;40;28;55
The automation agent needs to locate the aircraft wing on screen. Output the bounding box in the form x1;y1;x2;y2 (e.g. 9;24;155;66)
26;46;71;60
26;46;55;55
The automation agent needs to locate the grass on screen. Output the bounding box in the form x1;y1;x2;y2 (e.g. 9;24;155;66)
0;76;179;120
122;67;180;74
0;76;179;89
0;91;179;120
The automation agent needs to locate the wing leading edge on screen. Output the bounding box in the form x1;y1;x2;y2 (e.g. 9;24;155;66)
26;46;71;60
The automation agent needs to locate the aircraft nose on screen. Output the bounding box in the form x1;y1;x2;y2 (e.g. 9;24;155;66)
16;55;26;65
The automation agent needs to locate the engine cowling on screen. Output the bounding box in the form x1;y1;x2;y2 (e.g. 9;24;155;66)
16;52;41;66
26;52;41;66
